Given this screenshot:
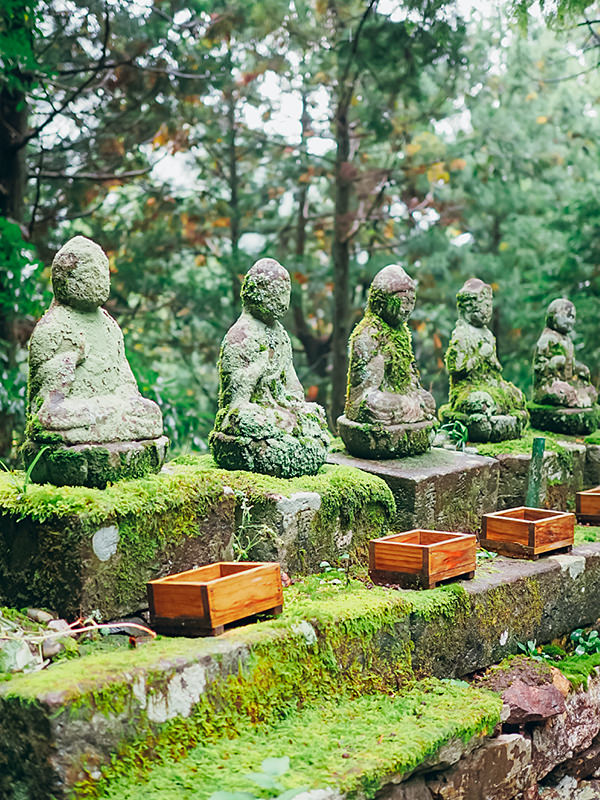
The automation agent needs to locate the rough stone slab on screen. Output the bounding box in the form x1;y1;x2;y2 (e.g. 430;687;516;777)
3;544;600;797
424;734;533;800
328;447;499;533
532;672;600;779
0;457;394;618
495;441;586;511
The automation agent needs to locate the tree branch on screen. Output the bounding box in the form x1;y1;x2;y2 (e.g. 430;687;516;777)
32;167;151;181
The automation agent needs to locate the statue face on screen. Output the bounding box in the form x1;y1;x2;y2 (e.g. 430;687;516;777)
241;258;291;324
547;298;575;334
368;264;416;327
52;236;110;311
457;279;493;328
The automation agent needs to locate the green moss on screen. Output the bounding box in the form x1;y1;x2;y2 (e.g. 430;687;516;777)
528;402;600;436
0;454;395;616
555;652;600;690
93;681;502;800
347;313;413;401
475;427;580;458
575;524;600;544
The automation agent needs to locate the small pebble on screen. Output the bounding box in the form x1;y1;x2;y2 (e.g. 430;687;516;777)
27;609;55;624
42;640;64;659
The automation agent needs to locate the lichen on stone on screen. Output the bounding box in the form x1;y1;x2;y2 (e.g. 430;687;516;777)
339;264;436;459
22;235;168;487
441;278;528;442
209;259;330;477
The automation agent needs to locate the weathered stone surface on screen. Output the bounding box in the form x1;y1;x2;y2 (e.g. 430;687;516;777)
549;736;600;783
539;777;600;800
502;679;567;725
23;236;167;487
584;443;600;486
210;258;330;477
381;777;433;799
532;673;600;779
328;447;499;533
495;441;586;511
339;264;436;459
440;278;528;442
531;298;599;435
425;734;533;800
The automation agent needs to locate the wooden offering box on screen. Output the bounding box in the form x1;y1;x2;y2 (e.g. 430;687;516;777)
369;530;476;589
147;562;283;636
481;507;574;560
576;487;600;525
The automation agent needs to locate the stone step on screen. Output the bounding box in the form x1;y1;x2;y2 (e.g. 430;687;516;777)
87;680;504;799
3;542;600;798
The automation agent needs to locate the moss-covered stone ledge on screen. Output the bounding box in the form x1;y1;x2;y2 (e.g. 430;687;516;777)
0;455;394;619
3;543;600;799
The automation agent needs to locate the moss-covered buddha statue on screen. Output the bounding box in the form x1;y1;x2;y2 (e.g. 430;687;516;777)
22;236;169;488
337;264;436;459
439;278;528;442
209;258;330;477
529;298;599;434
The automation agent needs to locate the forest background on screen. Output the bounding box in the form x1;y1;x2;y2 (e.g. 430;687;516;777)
1;0;600;460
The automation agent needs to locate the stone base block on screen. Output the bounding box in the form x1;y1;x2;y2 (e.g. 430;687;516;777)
528;403;600;436
495;441;586;511
439;406;527;443
0;455;394;618
328;447;499;533
337;415;435;459
22;436;170;489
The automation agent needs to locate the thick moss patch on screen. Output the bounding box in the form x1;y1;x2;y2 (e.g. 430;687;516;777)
96;680;502;800
575;525;600;544
474;427;583;459
0;455;394;617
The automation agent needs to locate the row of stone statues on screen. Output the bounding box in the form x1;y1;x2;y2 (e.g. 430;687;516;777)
22;236;599;486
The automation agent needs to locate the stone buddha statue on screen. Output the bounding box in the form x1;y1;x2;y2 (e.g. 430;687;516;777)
209;258;330;477
439;278;528;442
23;236;168;487
337;264;436;459
530;298;599;434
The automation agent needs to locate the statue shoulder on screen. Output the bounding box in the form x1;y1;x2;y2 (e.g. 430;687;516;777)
29;304;70;364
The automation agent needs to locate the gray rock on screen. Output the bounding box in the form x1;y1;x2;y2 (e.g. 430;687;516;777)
0;639;37;673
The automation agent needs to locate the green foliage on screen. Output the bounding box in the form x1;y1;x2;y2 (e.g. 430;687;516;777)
440;420;469;450
570;628;600;657
208;757;306;800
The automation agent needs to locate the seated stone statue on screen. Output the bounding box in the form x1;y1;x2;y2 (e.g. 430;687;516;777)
337;264;436;458
439;278;528;442
23;236;168;487
529;298;599;434
209;258;330;477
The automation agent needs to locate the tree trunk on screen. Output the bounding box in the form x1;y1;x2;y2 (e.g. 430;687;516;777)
0;86;28;459
226;84;242;313
330;97;352;425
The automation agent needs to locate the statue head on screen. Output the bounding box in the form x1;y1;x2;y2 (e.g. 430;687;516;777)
367;264;416;327
52;236;110;311
546;298;575;334
456;278;493;328
241;258;291;324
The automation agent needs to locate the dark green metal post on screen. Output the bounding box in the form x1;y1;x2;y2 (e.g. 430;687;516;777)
525;437;546;508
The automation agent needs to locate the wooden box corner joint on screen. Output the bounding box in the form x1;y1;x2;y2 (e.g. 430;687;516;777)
576;486;600;525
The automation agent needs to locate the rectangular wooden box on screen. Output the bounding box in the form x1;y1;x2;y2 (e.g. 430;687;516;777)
147;562;283;636
481;507;574;559
576;487;600;524
369;530;476;589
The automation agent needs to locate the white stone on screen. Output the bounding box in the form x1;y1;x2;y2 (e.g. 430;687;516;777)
550;554;586;580
292;621;318;646
500;629;509;645
92;525;119;561
166;663;207;718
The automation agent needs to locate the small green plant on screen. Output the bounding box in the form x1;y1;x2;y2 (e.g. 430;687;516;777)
440;421;469;451
570;628;600;656
517;639;553;662
208;756;306;800
231;489;279;561
0;445;48;497
476;548;497;564
319;552;351;587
